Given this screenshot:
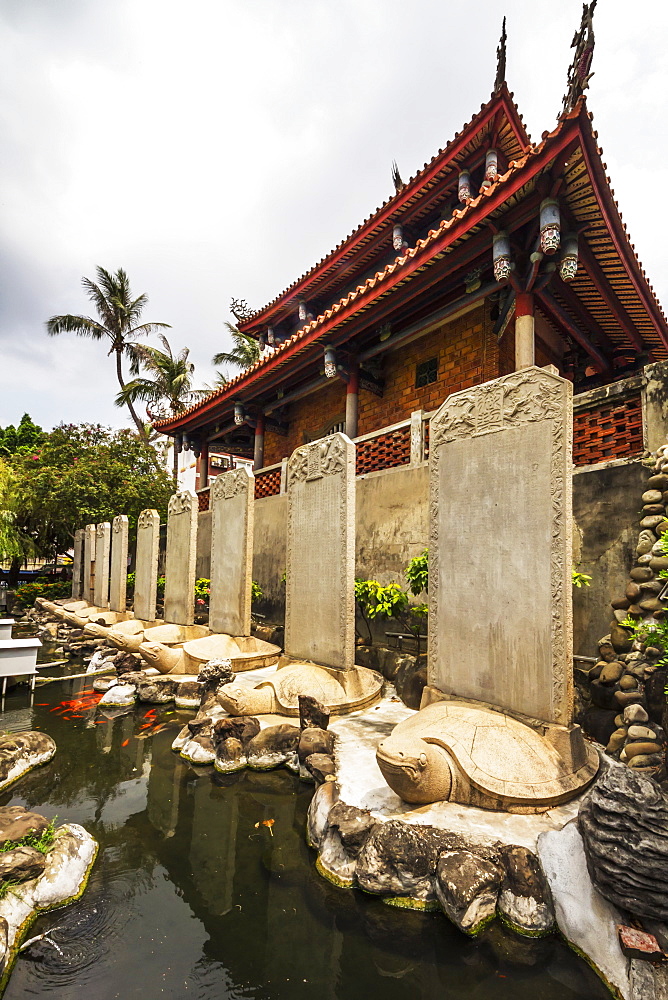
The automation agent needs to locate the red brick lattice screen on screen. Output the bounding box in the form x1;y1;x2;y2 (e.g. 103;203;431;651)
573;392;644;467
198;489;210;512
356;426;411;476
255;467;282;499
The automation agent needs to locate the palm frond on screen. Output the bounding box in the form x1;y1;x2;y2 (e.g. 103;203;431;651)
46;314;109;340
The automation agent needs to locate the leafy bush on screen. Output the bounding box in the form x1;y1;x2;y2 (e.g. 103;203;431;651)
355;577;427;654
405;549;428;596
13;580;71;607
251;581;263;604
572;569;592;588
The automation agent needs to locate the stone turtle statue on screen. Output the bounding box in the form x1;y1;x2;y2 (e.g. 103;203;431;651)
217;661;383;717
376;700;599;813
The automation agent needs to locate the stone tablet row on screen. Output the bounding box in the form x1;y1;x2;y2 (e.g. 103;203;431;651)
70;367;573;726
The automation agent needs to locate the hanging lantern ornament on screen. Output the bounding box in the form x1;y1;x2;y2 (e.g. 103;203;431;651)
485;149;499;182
458;170;472;203
540;197;561;255
324;345;337;379
392;224;404;252
234;403;245;426
559;233;579;282
492;231;512;282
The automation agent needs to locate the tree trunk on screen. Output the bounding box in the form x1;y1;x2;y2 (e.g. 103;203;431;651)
173;441;179;486
115;349;149;441
7;556;21;587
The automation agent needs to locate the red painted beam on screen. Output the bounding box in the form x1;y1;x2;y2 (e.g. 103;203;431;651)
578;242;642;351
552;280;616;360
536;289;611;374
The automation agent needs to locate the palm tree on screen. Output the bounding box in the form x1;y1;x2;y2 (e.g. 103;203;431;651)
116;334;207;482
47;267;170;440
211;322;260;374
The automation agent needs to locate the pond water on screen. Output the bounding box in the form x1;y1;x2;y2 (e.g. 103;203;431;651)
0;675;610;1000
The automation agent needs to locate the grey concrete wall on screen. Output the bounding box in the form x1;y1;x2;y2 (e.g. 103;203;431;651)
572;459;648;656
252;494;287;620
356;464;429;583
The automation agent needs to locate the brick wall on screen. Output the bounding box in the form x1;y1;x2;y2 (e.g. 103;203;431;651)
573;392;644;466
262;302;496;466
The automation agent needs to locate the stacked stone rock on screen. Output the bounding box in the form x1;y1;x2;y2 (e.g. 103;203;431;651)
587;452;668;772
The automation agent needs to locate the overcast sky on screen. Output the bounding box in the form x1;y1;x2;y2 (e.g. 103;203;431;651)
1;0;666;432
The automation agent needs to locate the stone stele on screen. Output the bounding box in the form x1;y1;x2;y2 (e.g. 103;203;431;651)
209;466;254;636
71;528;84;600
428;366;573;726
134;509;160;623
376;700;598;812
83;523;96;603
284;433;355;670
93;522;111;609
109;515;129;613
163;492;198;626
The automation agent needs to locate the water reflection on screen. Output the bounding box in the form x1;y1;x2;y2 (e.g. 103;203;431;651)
0;680;609;1000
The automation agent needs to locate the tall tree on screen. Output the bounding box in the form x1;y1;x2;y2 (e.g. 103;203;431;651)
211;322;260;374
46;267;170;440
0;413;43;459
116;334;207;482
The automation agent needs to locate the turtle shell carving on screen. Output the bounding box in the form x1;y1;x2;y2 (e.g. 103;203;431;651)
376;700;599;813
217;661;383;717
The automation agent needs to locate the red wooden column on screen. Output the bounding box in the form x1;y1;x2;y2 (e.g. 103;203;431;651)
345;362;359;439
515;292;535;369
254;413;265;472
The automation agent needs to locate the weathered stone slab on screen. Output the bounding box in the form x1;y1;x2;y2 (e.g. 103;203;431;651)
134;509;160;623
93;522;111;609
428;367;573;725
82;524;96;603
109;515;129;613
285;433;355;670
71;528;84;599
164;492;198;626
209;467;254;636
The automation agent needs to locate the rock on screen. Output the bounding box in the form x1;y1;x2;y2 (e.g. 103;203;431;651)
589;680;617;710
628;725;659;740
627;754;663;769
136;677;177;703
298;727;335;763
597;641;617;662
0;806;49;842
643;490;664;505
625;582;642;603
213;737;246;773
624;704;649;724
435;849;503;935
174;680;201;709
643;504;666;515
355;820;477;903
246;724;300;770
622;740;663;758
578;763;668;919
98;683;137;707
181;734;216;764
212;716;260;746
611;597;630;610
0;846;47;883
648;475;668;490
304;753;336;783
640;597;664;613
641;515;666;530
327;801;376;856
187;716;212;737
651;557;668;573
581;708;618;746
605;728;628;754
614;690;644;708
197;659;234;702
610;625;634;653
497;845;555;936
113;651;142;675
630;567;655;582
0;732;56;790
93;676;117;693
298;695;330;731
306;779;338;849
618;675;638;690
599;661;625;685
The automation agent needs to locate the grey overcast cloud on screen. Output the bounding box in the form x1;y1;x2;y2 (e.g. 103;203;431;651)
1;0;666;431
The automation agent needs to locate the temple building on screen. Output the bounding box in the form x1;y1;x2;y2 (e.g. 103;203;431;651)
155;8;667;511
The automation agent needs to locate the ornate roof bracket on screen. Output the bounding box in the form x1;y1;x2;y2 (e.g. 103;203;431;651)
562;1;597;113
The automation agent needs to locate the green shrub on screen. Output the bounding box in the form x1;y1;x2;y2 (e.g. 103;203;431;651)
405;549;429;596
14;580;71;607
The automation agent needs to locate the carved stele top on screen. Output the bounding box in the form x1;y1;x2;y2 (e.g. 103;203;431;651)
112;515;128;533
430;368;564;453
211;466;252;501
288;435;346;486
168;492;196;516
96;522;109;538
138;509;160;529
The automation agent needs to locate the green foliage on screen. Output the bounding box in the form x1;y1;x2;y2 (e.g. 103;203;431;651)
251;581;263;604
9;423;173;560
405;549;428;596
0;880;21;900
13;580;72;607
212;322;260;375
194;578;210;606
355;577;426;653
657;532;668;578
0;414;43;460
619;616;668;673
572;569;592;588
0;816;57;855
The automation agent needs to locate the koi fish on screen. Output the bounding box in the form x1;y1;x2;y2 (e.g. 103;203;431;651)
139;723;153;730
121;739;130;747
95;720;108;724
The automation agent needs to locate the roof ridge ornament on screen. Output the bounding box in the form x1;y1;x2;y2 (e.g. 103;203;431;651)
391;160;405;194
562;1;597;114
494;16;507;94
230;297;253;323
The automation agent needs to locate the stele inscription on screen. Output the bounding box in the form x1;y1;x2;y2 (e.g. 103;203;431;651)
163;492;198;626
428;366;573;725
109;515;129;613
134;509;160;623
209;467;254;636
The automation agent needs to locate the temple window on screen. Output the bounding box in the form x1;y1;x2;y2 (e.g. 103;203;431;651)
415;357;438;388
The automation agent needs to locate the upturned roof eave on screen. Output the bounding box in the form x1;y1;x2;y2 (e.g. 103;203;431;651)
238;84;530;335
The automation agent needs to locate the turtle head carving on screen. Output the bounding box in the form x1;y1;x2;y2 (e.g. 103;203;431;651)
107;630;144;653
217;682;274;716
376;734;454;805
83;623;109;639
139;641;183;673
